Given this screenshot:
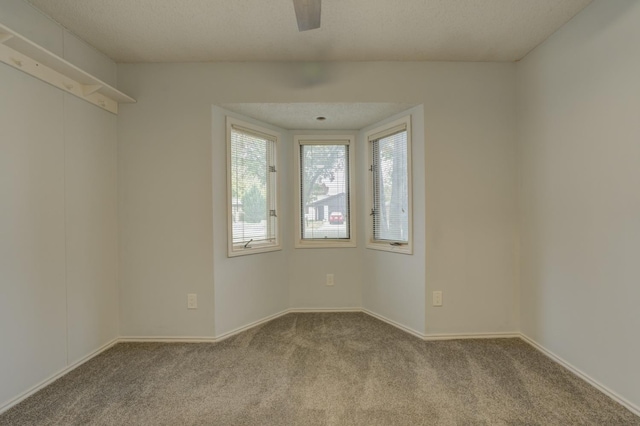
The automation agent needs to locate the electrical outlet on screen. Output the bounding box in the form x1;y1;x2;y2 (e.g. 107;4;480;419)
326;274;334;286
187;293;198;309
433;291;443;307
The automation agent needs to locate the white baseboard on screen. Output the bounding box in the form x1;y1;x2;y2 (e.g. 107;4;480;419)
118;311;519;344
118;336;217;343
0;338;118;415
288;307;362;313
212;308;360;341
119;310;292;344
361;309;427;339
7;313;636;420
117;308;362;344
424;331;520;341
213;309;290;342
519;333;640;417
310;308;519;342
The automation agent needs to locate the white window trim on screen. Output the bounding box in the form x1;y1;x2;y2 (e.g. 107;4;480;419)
294;135;357;249
365;116;413;255
226;117;282;257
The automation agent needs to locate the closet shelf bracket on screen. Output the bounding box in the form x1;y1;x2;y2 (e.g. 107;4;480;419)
0;23;135;114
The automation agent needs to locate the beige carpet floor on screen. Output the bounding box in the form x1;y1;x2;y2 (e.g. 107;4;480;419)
1;312;638;425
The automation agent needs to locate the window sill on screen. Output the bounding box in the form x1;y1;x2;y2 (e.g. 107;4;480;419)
295;239;357;249
366;242;412;255
228;244;281;258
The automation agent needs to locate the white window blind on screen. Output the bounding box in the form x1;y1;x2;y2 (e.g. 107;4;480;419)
300;143;350;240
371;129;409;243
229;125;277;248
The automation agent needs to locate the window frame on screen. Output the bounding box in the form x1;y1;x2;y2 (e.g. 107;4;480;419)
226;117;281;257
294;134;356;249
365;116;413;255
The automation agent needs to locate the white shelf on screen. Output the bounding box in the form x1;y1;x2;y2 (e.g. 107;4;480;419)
0;23;135;114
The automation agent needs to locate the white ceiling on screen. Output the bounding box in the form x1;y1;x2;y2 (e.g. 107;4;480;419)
26;0;592;63
220;103;416;131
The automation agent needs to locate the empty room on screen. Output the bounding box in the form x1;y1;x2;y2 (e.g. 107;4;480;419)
1;0;639;424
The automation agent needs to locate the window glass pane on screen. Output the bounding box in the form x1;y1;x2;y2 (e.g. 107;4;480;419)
230;128;275;245
300;144;350;240
373;130;408;242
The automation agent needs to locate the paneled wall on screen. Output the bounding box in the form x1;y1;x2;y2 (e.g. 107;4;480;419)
0;0;119;409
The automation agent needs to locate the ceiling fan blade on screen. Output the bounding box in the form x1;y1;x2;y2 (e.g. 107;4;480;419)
293;0;321;31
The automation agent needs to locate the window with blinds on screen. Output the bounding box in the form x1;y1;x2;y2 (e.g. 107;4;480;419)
295;136;356;248
367;117;412;254
227;118;280;256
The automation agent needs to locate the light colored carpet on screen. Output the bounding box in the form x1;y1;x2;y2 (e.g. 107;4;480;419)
1;312;638;425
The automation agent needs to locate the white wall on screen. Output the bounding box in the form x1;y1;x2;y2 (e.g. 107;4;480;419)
211;107;290;336
117;61;518;337
0;0;119;410
424;64;519;335
287;130;362;310
0;71;119;409
0;0;117;87
0;64;67;409
62;31;117;87
117;84;215;337
64;95;118;364
0;0;63;57
288;246;363;309
359;106;427;335
517;0;640;410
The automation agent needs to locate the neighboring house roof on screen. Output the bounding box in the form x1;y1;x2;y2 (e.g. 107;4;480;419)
307;192;346;207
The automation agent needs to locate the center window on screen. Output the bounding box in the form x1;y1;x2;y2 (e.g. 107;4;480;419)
295;136;356;248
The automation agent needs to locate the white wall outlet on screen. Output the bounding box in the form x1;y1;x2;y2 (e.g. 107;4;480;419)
187;293;197;309
433;291;443;307
326;274;334;286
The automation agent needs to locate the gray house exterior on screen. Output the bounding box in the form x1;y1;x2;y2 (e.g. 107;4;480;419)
306;192;347;221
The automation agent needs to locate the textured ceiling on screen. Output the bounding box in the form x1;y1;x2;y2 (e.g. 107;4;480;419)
220;103;416;130
25;0;592;63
